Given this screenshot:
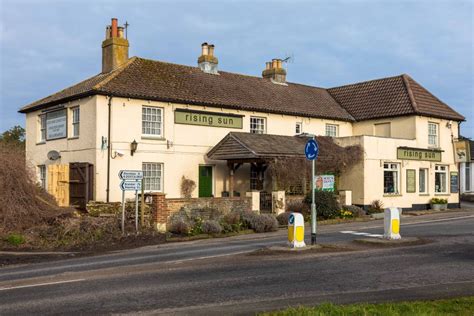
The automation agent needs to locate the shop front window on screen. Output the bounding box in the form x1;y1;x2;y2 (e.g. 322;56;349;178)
419;168;428;194
384;163;400;194
435;165;447;193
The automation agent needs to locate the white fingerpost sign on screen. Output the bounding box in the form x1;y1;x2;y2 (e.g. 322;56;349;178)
119;170;143;235
288;213;306;248
119;170;143;180
384;207;401;240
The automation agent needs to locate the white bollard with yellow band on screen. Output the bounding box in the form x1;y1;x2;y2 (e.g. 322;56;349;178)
288;213;306;248
384;207;401;240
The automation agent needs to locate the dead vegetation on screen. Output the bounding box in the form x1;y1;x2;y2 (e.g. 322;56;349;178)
0;143;73;234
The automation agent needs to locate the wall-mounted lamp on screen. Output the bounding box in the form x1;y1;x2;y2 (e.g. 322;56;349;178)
131;139;138;156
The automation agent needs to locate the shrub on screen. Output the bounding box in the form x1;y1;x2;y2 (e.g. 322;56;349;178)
430;198;448;204
201;220;222;235
338;210;353;219
5;233;25;246
304;190;340;220
239;210;260;230
251;214;278;233
222;212;241;232
286;200;310;221
367;200;384;214
276;212;293;226
168;217;191;235
180;176;196;198
342;205;366;217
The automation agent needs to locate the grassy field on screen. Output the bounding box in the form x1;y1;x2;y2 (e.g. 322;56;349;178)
261;297;474;316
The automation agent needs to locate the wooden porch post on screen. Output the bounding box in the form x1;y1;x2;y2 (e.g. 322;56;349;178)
228;162;234;197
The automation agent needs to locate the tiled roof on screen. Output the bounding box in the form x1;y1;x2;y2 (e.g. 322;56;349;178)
19;58;464;122
19;57;354;121
327;74;464;121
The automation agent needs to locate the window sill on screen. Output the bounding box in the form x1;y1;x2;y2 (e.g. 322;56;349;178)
68;136;79;140
36;141;46;145
434;193;450;196
419;194;430;196
141;135;165;141
383;194;403;197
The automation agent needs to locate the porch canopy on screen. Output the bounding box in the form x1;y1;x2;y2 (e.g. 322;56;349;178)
207;132;310;196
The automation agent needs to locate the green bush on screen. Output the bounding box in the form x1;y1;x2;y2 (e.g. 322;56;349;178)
304;190;340;220
430;198;448;204
367;199;384;215
285;200;310;221
201;220;222;234
239;210;260;230
5;233;25;246
276;212;292;226
168;217;191;235
342;205;366;217
251;214;278;233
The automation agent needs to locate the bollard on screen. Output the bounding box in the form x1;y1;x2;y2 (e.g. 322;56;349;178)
288;213;306;248
384;207;401;240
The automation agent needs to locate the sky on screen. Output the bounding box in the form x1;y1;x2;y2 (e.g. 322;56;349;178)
1;0;473;137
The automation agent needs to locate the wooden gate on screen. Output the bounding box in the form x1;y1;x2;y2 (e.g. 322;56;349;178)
69;163;94;209
47;164;69;207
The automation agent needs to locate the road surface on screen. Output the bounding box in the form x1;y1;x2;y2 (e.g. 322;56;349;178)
0;211;473;315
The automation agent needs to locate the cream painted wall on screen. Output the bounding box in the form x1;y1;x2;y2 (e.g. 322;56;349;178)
95;95;353;201
352;116;417;139
25;96;97;186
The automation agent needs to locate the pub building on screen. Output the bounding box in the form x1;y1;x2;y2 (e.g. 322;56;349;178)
20;18;465;211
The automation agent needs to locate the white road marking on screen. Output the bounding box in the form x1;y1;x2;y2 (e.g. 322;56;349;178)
340;231;383;238
0;278;86;291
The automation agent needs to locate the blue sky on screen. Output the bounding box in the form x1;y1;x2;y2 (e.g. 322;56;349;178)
1;0;473;137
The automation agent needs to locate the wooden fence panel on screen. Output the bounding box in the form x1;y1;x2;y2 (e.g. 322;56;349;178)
47;164;70;207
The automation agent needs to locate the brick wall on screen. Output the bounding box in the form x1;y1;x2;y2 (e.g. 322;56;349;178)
150;194;251;231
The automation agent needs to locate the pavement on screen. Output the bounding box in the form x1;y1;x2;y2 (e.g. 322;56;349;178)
0;210;473;315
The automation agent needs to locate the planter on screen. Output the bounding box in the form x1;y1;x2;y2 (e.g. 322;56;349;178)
370;212;384;219
430;203;447;211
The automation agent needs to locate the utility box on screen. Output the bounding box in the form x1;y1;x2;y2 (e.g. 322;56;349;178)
288;213;306;248
384;207;401;240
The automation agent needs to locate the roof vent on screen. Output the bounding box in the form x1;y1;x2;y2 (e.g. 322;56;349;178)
262;59;286;84
198;42;219;74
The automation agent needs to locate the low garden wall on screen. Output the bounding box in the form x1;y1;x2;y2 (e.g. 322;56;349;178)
150;193;252;232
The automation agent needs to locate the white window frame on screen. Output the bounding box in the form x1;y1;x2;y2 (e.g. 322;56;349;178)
295;122;302;134
419;168;428;194
39;114;46;142
435;165;448;193
383;163;400;194
38;165;46;189
71;106;80;137
325;124;338;137
142;106;163;137
142;162;163;191
250;116;266;134
428;122;439;147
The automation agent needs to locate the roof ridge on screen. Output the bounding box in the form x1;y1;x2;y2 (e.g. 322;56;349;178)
93;57;138;90
401;73;419;113
328;74;404;91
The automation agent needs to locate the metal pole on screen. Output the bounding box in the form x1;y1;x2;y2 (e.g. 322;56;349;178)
135;186;139;233
121;189;125;235
311;137;317;245
140;178;145;228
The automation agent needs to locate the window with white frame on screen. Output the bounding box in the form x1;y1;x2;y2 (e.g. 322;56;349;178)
435;165;447;193
142;162;163;191
250;117;266;134
295;122;302;134
72;107;80;137
383;163;400;194
38;165;46;189
428;122;439;147
39;114;46;142
325;124;338;137
419;168;428;194
142;106;162;136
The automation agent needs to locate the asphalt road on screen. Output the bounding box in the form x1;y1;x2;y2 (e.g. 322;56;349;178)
1;211;473;315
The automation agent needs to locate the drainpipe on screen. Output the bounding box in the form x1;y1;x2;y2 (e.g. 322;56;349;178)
106;96;113;202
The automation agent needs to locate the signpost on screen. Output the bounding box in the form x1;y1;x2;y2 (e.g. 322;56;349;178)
119;170;143;235
305;137;319;245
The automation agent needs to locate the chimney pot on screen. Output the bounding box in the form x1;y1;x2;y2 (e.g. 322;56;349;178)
265;62;271;70
277;59;282;69
111;18;118;38
272;59;278;69
208;44;215;57
201;42;209;56
262;58;287;84
198;42;218;74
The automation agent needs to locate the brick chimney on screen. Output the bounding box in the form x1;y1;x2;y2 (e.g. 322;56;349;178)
262;58;286;84
102;18;129;73
198;42;219;74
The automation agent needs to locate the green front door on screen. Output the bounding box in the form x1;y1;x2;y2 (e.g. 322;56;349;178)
199;166;213;197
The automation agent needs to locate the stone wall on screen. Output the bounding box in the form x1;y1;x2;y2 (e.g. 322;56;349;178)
150;193;251;232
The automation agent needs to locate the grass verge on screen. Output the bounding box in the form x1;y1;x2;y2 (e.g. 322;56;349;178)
261;297;474;316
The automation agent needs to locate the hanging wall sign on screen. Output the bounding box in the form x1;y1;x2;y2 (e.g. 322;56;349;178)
174;109;243;129
46;109;67;140
397;147;442;162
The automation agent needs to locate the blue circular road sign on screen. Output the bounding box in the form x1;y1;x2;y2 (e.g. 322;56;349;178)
288;214;295;225
305;139;319;160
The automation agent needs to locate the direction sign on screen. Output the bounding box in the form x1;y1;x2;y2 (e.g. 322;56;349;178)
120;180;142;191
305;139;319;160
288;214;295;225
119;170;143;180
